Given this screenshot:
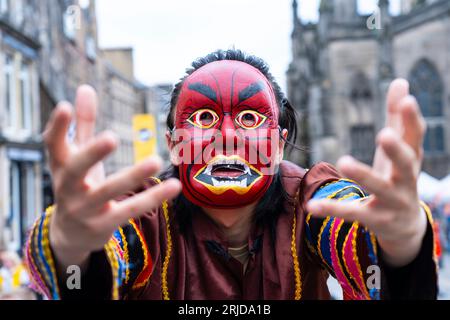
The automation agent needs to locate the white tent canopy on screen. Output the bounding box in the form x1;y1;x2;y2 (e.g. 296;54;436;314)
436;174;450;203
417;172;441;203
417;172;450;204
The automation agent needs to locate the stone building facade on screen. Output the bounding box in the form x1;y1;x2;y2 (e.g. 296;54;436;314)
0;0;153;251
0;0;43;251
287;0;450;178
146;84;173;163
98;48;148;175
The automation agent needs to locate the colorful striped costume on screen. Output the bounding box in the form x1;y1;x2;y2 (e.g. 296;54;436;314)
23;161;438;300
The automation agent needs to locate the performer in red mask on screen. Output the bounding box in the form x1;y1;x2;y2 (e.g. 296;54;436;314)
174;60;282;209
25;50;437;300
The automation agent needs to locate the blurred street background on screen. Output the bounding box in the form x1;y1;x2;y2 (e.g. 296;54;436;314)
0;0;449;299
439;254;450;300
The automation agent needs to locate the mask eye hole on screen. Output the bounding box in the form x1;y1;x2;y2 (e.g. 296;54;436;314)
187;109;219;129
235;110;267;129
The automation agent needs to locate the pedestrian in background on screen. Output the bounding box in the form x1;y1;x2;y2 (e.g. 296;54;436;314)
0;250;35;300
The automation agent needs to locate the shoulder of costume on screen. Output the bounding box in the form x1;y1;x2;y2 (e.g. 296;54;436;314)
280;160;307;179
280;161;357;201
279;161;307;198
297;161;365;203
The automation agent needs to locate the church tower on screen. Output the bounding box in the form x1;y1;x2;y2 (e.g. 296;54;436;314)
287;0;312;167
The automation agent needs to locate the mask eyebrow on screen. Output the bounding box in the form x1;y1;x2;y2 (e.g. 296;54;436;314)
238;81;265;104
188;82;217;103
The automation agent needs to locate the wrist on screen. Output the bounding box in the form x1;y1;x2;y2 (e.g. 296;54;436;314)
378;204;428;267
49;208;91;269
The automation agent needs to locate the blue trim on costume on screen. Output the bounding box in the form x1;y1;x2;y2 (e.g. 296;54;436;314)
364;231;377;265
37;214;57;299
319;218;334;269
112;230;126;286
115;248;125;287
369;288;380;300
113;229;130;286
113;229;124;249
312;180;363;276
313;180;356;200
310;179;382;300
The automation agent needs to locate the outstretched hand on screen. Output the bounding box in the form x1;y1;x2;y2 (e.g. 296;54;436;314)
45;85;182;269
307;79;428;267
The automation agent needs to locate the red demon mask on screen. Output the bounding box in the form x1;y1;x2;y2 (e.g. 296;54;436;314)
172;60;281;209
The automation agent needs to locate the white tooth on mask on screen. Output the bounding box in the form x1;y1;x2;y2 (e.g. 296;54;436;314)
211;177;249;188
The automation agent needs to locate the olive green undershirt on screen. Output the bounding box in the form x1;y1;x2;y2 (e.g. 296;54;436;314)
228;244;250;273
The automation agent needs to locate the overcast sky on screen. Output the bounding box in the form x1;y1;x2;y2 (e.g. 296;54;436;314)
96;0;401;92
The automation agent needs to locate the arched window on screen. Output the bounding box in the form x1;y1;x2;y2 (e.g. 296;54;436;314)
409;59;445;153
349;72;375;164
350;72;372;101
351;125;375;165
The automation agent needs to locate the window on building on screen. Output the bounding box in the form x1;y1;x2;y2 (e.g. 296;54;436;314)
19;61;33;131
0;0;9;15
85;35;97;61
9;161;20;250
409;59;445;154
350;72;372;101
423;122;445;153
4;53;16;129
14;0;24;26
8;161;37;250
79;0;91;10
413;0;427;9
3;54;36;133
350;125;375;165
63;3;80;41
